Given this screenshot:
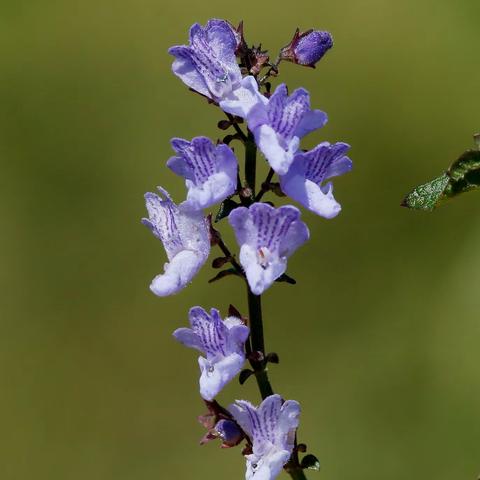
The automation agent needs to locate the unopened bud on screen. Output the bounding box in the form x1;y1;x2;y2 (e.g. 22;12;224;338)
214;419;244;447
281;29;333;68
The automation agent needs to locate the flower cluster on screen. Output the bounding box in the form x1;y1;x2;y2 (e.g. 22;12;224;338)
142;18;352;480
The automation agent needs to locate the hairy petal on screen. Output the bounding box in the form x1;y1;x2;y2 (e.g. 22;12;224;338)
280;142;352;218
150;250;207;296
229;204;308;294
142;188;210;296
220;76;268;119
230;395;301;480
199;352;245;401
168;137;237;210
173;306;249;400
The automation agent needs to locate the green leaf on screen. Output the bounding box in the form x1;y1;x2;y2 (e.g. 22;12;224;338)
275;273;297;285
301;454;320;471
402;137;480;210
401;174;449;211
446;150;480;196
238;369;254;385
207;268;240;283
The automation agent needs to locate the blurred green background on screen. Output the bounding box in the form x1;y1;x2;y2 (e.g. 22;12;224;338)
1;0;479;479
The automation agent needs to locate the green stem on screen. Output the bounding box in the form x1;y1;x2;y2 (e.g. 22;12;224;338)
245;132;257;198
247;287;274;399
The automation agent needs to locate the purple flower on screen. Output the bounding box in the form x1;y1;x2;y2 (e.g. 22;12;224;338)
247;84;327;175
280;142;352;219
229;394;301;480
167;137;238;211
228;203;309;295
142;188;210;296
169;20;242;103
173;307;249;401
281;29;333;67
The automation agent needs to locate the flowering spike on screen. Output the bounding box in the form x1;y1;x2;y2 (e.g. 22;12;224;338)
142;188;210;296
280;141;353;218
173;307;249;400
229;395;301;480
167;136;238;210
228;203;309;295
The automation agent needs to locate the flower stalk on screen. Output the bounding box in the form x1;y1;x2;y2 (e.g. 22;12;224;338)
247;287;274;399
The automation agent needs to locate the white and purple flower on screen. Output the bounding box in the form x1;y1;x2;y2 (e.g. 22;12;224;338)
142;188;210;296
228;203;309;295
173;307;250;401
229;394;301;480
167;136;238;211
223;82;327;175
280;141;352;219
169;20;243;103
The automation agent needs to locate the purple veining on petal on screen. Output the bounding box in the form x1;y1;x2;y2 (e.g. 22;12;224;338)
141;188;210;296
229;203;309;295
169;20;242;102
167;136;238;210
280;142;352;219
229;395;301;480
242;83;327;175
142;188;183;259
268;87;309;142
173;307;249;400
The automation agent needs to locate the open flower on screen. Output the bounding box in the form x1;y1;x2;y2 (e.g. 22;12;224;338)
228;203;309;295
173;307;249;400
169;20;243;103
142;188;210;296
231;83;327;175
229;394;301;480
280;141;352;219
167;136;238;211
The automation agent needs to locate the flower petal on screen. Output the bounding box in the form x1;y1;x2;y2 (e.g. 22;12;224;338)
168;46;211;98
246;449;291;480
276;400;301;450
240;244;287;295
168;137;237;210
199;352;245;400
294;109;328;138
150;249;207;296
220;76;268;119
254;124;297;175
229;204;308;294
172;327;203;352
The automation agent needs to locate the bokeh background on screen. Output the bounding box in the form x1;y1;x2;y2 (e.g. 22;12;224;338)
1;0;479;479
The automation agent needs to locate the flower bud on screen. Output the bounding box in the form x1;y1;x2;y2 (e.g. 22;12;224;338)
281;29;333;68
214;419;244;447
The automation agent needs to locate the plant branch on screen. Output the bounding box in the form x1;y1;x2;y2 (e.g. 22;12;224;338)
244;131;257;199
225;113;248;142
246;288;274;399
255;168;275;202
